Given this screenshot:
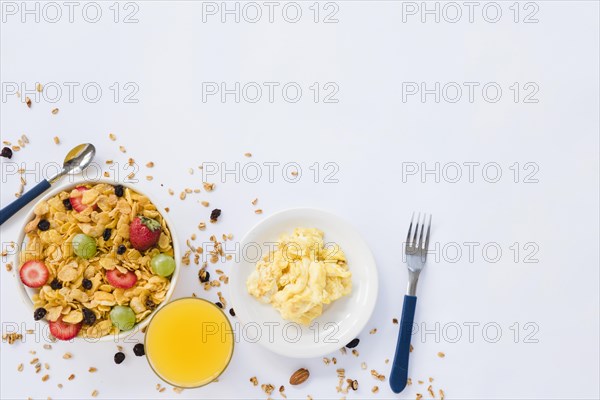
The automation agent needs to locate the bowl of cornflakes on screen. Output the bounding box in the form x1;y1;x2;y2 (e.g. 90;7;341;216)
13;179;180;341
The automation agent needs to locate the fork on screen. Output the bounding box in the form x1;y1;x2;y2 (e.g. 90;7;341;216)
389;213;432;393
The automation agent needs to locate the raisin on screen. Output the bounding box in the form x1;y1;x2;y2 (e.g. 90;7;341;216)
133;343;145;356
114;185;124;197
34;307;47;321
0;147;13;159
210;208;221;222
114;352;125;364
103;228;112;241
345;338;360;348
82;308;96;325
63;199;73;211
215;302;223;309
117;245;126;255
50;279;62;290
229;308;236;317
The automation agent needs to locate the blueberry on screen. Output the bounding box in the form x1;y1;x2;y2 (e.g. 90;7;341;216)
117;245;126;255
0;147;13;159
103;228;112;241
50;278;62;290
114;185;124;197
345;338;360;348
37;220;50;231
82;278;92;290
114;352;125;364
34;307;47;321
63;199;73;211
133;343;145;357
82;308;96;325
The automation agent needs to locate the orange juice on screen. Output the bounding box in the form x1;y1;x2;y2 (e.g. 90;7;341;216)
145;298;234;388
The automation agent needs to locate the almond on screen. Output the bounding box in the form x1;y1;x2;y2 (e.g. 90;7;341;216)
289;368;310;385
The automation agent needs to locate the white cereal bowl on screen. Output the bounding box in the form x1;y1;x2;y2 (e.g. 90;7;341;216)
12;178;180;342
229;208;378;358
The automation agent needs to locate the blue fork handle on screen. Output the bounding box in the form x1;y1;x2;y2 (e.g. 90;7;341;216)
390;294;417;393
0;179;51;226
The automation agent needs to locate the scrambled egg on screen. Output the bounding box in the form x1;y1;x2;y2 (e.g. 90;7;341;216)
246;228;352;325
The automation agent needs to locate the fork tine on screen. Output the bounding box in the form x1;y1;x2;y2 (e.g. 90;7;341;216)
423;214;432;251
412;212;421;248
406;212;415;247
417;213;425;250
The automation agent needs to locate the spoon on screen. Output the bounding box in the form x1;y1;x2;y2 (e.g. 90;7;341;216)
0;143;96;225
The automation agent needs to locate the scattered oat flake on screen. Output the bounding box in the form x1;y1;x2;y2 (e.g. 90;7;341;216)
109;133;116;141
203;182;215;191
36;83;43;92
429;377;434;383
119;146;126;153
173;387;184;394
42;374;49;382
416;394;423;400
188;168;194;175
361;362;367;370
30;358;39;365
428;385;435;398
250;376;258;386
418;380;424;385
103;171;110;178
43;344;52;350
91;390;98;397
369;328;377;334
5;262;13;272
201;201;209;207
146;176;153;181
370;369;385;381
244;152;252;157
57;384;63;389
439;389;445;400
251;198;258;205
393;318;398;324
437;352;445;358
89;367;97;373
146;161;154;168
25;97;32;107
410;344;414;352
255;209;263;214
372;386;379;393
63;352;72;359
53;136;60;145
51;108;59;115
68;374;75;381
17;363;23;372
261;383;275;395
407;378;412;386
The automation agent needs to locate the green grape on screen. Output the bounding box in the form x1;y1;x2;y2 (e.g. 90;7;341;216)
110;306;136;331
72;234;97;259
150;254;176;277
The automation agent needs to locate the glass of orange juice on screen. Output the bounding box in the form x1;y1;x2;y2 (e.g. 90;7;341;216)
145;297;234;388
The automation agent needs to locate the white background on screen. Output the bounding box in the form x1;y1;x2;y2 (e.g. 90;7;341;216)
1;1;599;399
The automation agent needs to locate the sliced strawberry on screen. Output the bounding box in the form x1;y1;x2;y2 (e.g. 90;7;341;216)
19;260;49;288
129;216;162;251
106;269;137;289
49;316;82;341
69;186;98;213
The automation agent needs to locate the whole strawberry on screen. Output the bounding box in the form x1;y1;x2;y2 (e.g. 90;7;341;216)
129;216;161;251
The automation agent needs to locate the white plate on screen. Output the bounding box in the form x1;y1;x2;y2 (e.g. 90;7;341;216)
229;208;378;358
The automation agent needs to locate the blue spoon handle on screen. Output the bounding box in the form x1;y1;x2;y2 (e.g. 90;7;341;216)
0;179;51;225
389;294;417;393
